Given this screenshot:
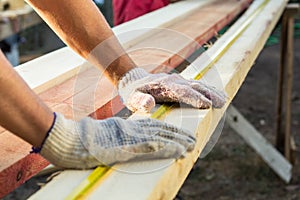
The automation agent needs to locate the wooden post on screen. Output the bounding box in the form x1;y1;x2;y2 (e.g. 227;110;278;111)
276;7;286;154
276;3;299;163
227;105;292;183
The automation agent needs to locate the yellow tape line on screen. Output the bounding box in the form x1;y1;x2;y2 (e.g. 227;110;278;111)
65;0;269;199
65;166;111;200
152;0;270;119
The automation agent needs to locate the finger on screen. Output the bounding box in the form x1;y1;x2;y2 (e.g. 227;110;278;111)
93;139;188;165
189;81;227;108
133;118;195;139
119;140;188;162
128;125;196;151
172;84;212;108
135;141;188;160
140;83;212;108
151;128;195;151
199;81;227;100
127;91;156;112
136;74;209;107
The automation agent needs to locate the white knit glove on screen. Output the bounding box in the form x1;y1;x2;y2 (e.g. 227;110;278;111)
39;113;195;169
118;68;227;112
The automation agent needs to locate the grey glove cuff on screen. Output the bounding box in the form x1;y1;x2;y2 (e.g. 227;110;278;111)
40;113;99;169
30;112;57;154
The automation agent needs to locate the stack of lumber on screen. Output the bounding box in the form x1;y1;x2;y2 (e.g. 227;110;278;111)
0;1;42;40
0;0;24;11
0;0;288;198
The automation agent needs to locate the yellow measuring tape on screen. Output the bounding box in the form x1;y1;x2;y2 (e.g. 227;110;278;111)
65;0;270;199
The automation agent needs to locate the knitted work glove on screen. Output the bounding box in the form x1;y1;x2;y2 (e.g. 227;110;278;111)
118;68;227;113
39;113;195;169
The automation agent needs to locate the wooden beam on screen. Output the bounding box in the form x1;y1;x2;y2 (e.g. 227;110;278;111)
29;0;287;199
0;131;49;198
0;0;25;11
16;0;219;94
113;0;214;49
276;3;299;163
15;48;86;94
1;0;252;197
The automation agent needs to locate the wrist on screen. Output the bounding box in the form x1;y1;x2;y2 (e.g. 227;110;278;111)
38;113;99;169
30;112;57;154
118;68;149;90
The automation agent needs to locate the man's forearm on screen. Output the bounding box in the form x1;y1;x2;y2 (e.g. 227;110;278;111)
25;0;136;84
0;52;53;147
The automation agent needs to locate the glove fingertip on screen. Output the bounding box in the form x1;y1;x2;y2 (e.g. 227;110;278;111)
186;141;196;152
211;92;227;108
196;97;212;109
128;92;156;113
160;142;186;159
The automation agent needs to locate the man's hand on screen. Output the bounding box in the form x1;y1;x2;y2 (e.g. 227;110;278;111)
40;113;195;169
118;68;227;113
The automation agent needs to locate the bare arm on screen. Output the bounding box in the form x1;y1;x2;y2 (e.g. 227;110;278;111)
0;0;135;150
0;51;53;147
25;0;137;84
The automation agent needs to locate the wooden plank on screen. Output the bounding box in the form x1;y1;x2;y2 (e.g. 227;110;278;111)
113;0;213;49
29;0;287;199
226;105;292;183
276;3;299;162
15;48;86;94
0;0;25;11
0;4;30;18
1;0;250;197
283;4;298;162
15;0;216;95
0;131;49;197
284;10;294;162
